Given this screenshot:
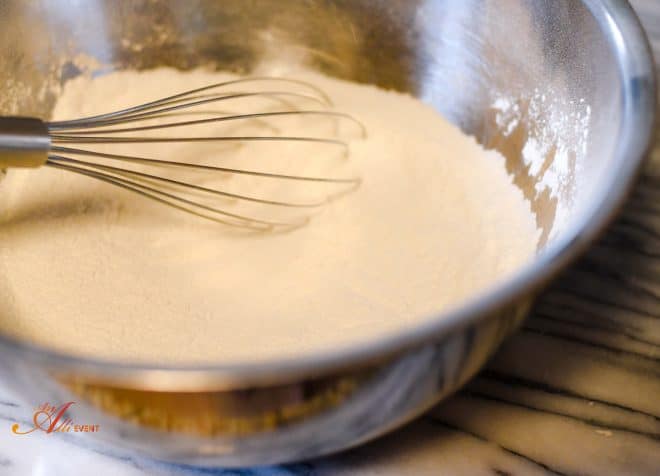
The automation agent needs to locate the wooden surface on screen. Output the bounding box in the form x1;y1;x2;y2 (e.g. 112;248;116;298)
0;2;657;475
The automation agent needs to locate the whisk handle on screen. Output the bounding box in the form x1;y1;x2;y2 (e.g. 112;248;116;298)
0;117;50;168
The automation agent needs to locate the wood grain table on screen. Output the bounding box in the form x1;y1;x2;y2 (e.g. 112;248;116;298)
0;2;657;475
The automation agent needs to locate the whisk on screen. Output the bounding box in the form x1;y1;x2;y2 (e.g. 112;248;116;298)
0;77;365;231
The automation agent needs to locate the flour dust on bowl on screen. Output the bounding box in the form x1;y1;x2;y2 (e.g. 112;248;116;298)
0;0;654;467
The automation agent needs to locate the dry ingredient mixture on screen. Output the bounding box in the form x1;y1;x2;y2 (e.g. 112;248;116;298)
0;68;539;363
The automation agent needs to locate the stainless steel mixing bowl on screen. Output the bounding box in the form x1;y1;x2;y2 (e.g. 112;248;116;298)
0;0;655;467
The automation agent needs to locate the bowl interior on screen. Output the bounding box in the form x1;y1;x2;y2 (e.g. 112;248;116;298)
0;0;636;247
0;0;653;369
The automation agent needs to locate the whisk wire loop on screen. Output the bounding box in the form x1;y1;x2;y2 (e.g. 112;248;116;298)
1;77;365;230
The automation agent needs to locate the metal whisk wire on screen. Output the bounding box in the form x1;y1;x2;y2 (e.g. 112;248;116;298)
0;77;365;231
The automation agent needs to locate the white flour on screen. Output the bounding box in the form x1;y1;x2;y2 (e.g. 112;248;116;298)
0;68;539;364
